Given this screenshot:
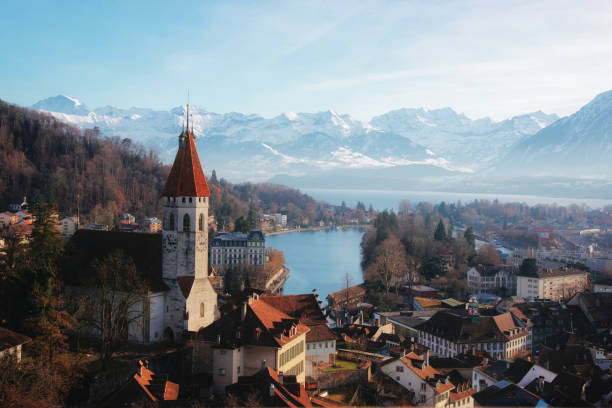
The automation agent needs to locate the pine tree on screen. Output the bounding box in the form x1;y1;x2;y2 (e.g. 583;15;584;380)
434;219;447;241
464;226;476;249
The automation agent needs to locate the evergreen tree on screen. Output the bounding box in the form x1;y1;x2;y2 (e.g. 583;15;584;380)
234;216;250;233
464;226;476;249
210;169;219;186
519;258;538;277
434;219;447;241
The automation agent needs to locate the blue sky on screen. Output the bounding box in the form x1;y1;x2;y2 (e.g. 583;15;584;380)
2;0;612;121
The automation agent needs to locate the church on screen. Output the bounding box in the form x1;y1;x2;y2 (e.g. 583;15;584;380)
63;105;219;343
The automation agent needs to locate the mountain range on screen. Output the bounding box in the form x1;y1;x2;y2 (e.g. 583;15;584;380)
28;91;612;197
29;95;559;178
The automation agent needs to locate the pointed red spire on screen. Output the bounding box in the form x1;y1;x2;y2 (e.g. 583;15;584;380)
162;129;210;197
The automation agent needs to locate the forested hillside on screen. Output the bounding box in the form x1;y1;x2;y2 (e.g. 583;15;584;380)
0;99;344;228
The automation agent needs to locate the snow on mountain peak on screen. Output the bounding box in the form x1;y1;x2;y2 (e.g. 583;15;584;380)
31;94;90;116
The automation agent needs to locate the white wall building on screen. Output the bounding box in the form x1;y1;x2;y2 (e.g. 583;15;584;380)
517;268;589;301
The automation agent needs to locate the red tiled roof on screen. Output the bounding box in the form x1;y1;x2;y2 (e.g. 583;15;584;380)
249;300;310;346
306;323;338;342
0;327;31;351
260;294;326;324
162;130;210;197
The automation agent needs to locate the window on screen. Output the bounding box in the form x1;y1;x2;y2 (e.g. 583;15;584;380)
237;366;240;374
421;383;426;391
183;214;190;231
199;214;204;231
200;303;205;317
396;365;404;372
182;197;186;203
168;213;175;230
218;368;226;376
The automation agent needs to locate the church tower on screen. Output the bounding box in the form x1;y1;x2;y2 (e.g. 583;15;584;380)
161;104;218;337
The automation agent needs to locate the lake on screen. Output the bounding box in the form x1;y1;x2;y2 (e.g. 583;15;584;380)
302;188;612;212
266;227;366;301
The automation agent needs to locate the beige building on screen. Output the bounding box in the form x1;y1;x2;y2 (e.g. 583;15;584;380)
415;311;529;360
199;293;309;395
381;350;475;407
517;267;589;301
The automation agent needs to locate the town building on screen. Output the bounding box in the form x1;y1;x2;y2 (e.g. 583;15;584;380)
0;327;31;363
142;217;162;233
466;265;517;296
63;107;219;343
99;360;178;406
380;350;475;407
258;293;338;378
60;216;78;237
409;285;439;298
209;230;265;274
593;278;612;293
198;293;309;395
226;366;316;407
415;310;530;360
567;291;612;332
472;380;549;407
516;267;589;301
326;285;366;312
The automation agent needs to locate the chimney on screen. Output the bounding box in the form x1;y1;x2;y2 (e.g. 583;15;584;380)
261;360;267;369
242;301;248;321
279;371;284;385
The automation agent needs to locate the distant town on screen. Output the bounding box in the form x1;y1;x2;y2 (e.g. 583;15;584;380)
1;103;611;407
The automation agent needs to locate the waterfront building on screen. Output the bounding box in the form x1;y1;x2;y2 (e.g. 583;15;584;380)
516;267;589;301
209;230;265;275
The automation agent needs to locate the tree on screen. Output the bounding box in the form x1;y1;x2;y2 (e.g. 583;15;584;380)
79;250;147;367
210;169;219;186
365;236;407;294
234;216;250;233
464;227;476;249
519;258;538;277
22;203;75;363
474;244;502;266
434;219;447;241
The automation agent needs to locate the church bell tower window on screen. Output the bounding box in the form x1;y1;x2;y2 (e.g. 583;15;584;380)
183;214;190;232
199;214;204;231
168;213;175;230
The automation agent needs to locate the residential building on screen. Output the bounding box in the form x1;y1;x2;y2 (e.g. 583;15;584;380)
467;265;517;296
409;285;439;298
258;293;338;377
593;278;612;293
198;293;309;395
142;217;162;233
415;311;529;360
60;216;78;237
0;211;17;227
0;327;31;363
473;380;549;407
326;284;366;312
568;291;612;332
380;350;475;407
99;360;178;406
226;366;315;407
517;267;589;301
209;230;266;275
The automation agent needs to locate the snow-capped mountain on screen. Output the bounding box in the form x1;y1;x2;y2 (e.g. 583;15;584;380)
495;90;612;178
371;108;558;168
30;95;554;182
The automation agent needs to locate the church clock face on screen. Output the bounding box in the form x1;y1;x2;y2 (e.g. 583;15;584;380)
164;234;177;252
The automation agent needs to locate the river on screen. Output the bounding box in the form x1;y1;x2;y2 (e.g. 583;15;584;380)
265;227;366;301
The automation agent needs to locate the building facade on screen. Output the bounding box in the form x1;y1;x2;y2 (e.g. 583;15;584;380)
517;268;589;301
415;311;529;360
467;265;517;296
209;230;265;274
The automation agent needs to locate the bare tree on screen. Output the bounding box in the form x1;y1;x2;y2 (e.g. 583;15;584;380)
78;250;147;367
365;236;407;294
